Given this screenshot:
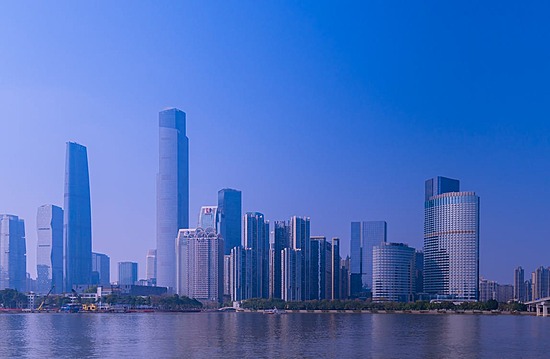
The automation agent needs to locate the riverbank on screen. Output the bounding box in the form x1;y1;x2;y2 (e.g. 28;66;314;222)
236;309;536;316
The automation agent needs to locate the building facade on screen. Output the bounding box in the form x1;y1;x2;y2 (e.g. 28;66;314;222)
290;216;310;300
36;205;63;294
244;212;269;299
282;248;301;301
118;262;138;285
91;252;110;286
514;266;525;302
350;221;387;296
423;176;479;301
157;108;189;290
373;242;415;302
218;189;242;254
146;249;157;285
64;142;93;291
269;220;290;299
198;206;220;232
0;215;26;291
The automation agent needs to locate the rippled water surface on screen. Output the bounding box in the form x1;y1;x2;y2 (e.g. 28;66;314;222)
1;312;548;358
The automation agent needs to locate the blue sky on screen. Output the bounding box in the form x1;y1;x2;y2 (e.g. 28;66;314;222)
0;1;549;283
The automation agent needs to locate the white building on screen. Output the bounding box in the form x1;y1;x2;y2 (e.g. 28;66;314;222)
373;242;415;302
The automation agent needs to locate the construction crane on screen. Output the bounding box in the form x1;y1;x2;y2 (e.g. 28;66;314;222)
37;285;55;312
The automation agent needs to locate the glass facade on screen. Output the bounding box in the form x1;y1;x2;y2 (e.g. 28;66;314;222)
64;142;93;291
218;189;242;255
244;212;269;298
91;252;110;286
350;221;387;295
373;242;415;302
118;261;138;285
157;108;189;290
423;177;479;301
198;206;219;231
290;216;311;300
0;215;26;292
36;205;63;294
269;220;289;299
146;249;157;284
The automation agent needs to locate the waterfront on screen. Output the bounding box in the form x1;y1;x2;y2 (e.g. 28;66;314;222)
1;312;549;358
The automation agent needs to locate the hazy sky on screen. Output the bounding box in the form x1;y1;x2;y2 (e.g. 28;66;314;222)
0;1;549;283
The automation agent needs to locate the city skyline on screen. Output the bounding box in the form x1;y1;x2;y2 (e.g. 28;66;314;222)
0;2;549;284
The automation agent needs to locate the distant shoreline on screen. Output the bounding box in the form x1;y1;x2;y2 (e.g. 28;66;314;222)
234;309;536;316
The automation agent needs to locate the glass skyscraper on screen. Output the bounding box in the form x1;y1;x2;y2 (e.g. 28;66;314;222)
290;216;311;300
157;108;189;290
218;188;242;254
350;221;387;296
91;252;110;286
36;204;63;294
269;220;290;299
244;212;269;298
0;215;26;292
423;176;479;301
64;142;93;292
373;242;415;302
118;261;138;285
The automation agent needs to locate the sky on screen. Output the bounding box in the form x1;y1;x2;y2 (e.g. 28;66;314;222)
0;1;549;283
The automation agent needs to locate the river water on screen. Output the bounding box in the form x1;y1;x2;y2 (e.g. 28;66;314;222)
0;312;547;358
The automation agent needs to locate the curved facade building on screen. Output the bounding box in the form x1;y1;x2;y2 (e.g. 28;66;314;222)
424;176;479;301
157;108;189;290
36;204;63;294
64;142;92;292
373;242;415;302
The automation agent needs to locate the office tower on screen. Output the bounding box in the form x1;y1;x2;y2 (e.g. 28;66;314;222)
282;248;302;301
91;252;110;286
514;266;525;302
157;108;189;290
331;237;341;300
218;189;242;254
269;220;290;299
118;262;138;285
524;280;533;302
290;216;311;300
414;251;424;297
0;215;26;291
198;206;219;231
423;176;479;301
36;205;63;294
64;142;93;291
229;246;252;301
310;236;328;300
176;228;224;303
341;256;350;299
373;242;415;302
531;266;550;300
146;249;157;285
350;221;387;296
244;212;269;298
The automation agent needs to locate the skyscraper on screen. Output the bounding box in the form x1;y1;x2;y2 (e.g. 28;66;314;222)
310;236;328;300
118;261;138;285
198;206;219;231
514;266;525;302
91;252;110;286
350;221;387;296
64;142;92;292
531;266;550;300
157;108;189;290
244;212;269;298
290;216;311;300
36;205;63;294
146;249;157;285
281;248;301;301
423;176;479;301
373;242;415;302
331;237;341;300
0;215;26;291
270;221;290;299
218;189;242;254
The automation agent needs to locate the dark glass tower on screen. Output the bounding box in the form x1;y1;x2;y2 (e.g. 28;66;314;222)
244;212;269;299
218;188;242;254
157;108;189;290
63;142;92;292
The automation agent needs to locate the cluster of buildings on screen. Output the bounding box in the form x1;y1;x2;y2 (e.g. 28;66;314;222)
0;107;538;306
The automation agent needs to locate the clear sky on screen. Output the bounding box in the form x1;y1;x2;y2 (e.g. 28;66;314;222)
0;1;548;283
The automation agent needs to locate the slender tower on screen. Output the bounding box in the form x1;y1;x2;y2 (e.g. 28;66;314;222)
37;204;63;294
63;142;92;292
156;108;189;290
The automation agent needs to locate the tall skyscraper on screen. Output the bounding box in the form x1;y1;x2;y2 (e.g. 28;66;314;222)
290;216;311;300
531;266;550;300
118;262;138;285
0;215;26;291
91;252;110;286
350;221;387;296
64;142;93;292
331;237;341;300
373;242;415;302
310;236;328;300
198;206;219;231
157;108;189;290
36;205;63;294
218;189;242;255
514;266;525;302
281;248;302;301
423;176;479;301
146;249;157;285
269;221;290;299
176;228;224;303
244;212;269;299
229;246;251;301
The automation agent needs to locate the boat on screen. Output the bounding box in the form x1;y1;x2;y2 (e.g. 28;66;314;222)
263;308;285;315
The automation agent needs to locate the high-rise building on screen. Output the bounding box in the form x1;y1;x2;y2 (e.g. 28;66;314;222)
423;176;479;301
310;236;328;300
514;266;525;302
218;189;242;255
479;278;498;302
373;242;415;302
0;215;26;291
350;221;387;296
146;249;157;285
36;205;63;294
281;248;301;301
176;228;224;303
157;108;189;290
414;251;424;298
198;206;219;231
290;216;311;300
118;261;138;285
244;212;269;298
64;142;93;292
229;246;252;301
331;237;341;300
531;266;550;300
269;221;290;299
91;252;110;286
